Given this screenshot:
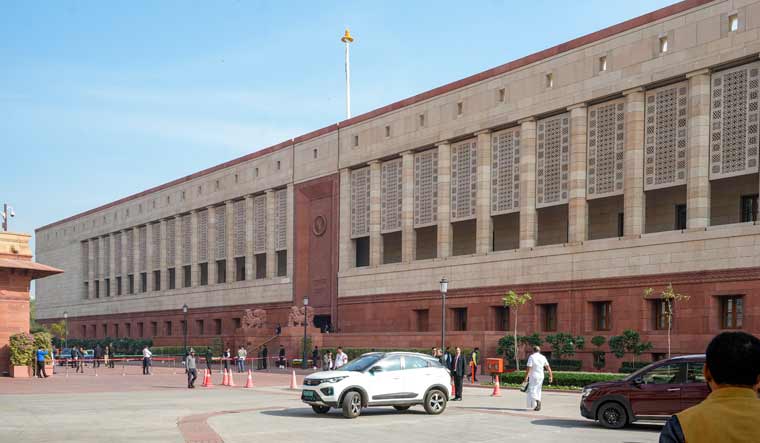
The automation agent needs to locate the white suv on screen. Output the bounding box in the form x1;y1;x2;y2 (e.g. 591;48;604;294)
301;352;451;418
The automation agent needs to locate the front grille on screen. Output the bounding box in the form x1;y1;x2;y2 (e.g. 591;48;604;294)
304;379;321;386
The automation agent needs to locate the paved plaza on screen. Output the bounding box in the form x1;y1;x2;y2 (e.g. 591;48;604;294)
0;368;661;443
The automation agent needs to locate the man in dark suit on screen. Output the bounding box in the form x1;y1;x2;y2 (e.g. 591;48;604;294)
451;347;466;401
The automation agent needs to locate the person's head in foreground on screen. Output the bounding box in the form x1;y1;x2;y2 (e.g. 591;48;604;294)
704;331;760;391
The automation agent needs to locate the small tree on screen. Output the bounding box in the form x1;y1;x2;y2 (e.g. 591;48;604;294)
609;329;653;364
644;284;689;358
497;334;543;366
591;335;606;371
545;333;584;361
47;321;66;340
502;290;532;370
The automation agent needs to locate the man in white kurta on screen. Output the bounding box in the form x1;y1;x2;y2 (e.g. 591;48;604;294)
523;346;553;411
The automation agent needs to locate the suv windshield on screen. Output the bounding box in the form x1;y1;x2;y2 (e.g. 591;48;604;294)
624;361;660;381
337;354;383;372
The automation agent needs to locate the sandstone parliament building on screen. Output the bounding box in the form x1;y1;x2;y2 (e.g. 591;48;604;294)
35;0;760;366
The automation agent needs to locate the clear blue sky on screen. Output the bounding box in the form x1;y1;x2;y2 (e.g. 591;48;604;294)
2;0;672;255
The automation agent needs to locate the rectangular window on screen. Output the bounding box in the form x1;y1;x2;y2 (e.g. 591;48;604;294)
183;265;191;288
414;309;429;332
452;308;467;331
199;263;208;286
593;301;612;331
140;272;147;292
720;296;744;329
216;260;226;284
83;281;89;299
235;257;246;281
740;194;758;222
151;322;158;337
353;135;359;147
729;14;739;32
105;278;110;297
675;204;687;230
385;125;391;137
653;299;668;330
138;322;144;338
95;280;100;298
168;268;176;290
255;254;266;279
116;276;122;295
128;274;134;294
355;237;370;267
313;148;318;159
492;306;508;331
456;101;463;116
542;304;558;332
81;325;87;337
498;88;506;103
125;323;131;338
276;251;287;277
153;270;161;291
214;319;222;335
546;73;554;88
419;113;425;127
599;56;607;72
164;321;173;336
114;324;120;338
233;318;241;329
196;319;204;335
617;212;624;237
659;36;668;53
102;324;107;337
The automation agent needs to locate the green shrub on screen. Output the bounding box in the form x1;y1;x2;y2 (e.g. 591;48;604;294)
619;361;652;373
32;332;53;363
52;337;153;355
9;333;34;366
151;345;214;357
505;359;582;371
499;371;624;388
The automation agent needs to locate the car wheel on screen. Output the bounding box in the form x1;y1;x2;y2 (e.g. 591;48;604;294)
342;391;362;419
393;405;411;411
424;389;447;415
311;405;330;414
597;402;628;429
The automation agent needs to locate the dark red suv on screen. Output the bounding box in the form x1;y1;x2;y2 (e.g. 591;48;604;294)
580;354;708;428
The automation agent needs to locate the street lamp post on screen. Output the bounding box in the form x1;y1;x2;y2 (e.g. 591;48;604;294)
182;304;189;356
439;277;448;358
63;311;68;350
302;297;309;369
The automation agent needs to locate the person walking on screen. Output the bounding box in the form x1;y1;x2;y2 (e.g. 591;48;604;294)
186;349;198;388
334;347;348;369
523;346;553;411
278;345;286;369
94;344;102;368
36;346;49;378
103;345;110;369
451;347;466;401
204;348;213;374
109;342;116;368
142;345;152;375
237;346;247;373
261;345;268;370
76;346;85;373
470;347;480;382
223;347;231;372
312;346;319;370
660;332;760;443
322;351;333;371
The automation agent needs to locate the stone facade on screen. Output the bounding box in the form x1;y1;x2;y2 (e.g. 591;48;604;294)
36;0;760;367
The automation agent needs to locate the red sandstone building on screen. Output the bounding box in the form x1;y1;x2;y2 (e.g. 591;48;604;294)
35;0;760;369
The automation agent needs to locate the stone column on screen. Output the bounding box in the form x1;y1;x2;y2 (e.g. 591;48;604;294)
339;168;353;271
131;227;139;293
225;200;235;282
120;230;128;294
368;160;383;266
265;190;276;278
436;141;452;259
145;223;154;292
159;219;167;291
623;88;646;237
286;183;294;279
567;103;588;243
207;205;217;284
174;215;182;288
245;195;254;280
190;210;199;287
475;130;493;254
401;151;416;262
519;118;538;248
88;238;95;299
686;69;711;229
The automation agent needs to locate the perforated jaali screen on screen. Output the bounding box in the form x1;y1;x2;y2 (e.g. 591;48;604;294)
233;199;245;257
536;113;570;208
451;138;478;221
126;229;134;273
93;238;100;278
139;226;147;271
152;223;161;269
710;62;760;179
588;99;626;198
166;218;176;267
414;149;439;227
197;210;208;262
103;235;111;276
351;167;371;238
182;214;191;265
81;241;89;279
253;195;267;254
644;81;689;190
114;232;122;274
275;189;287;251
215;205;226;260
491;127;520;215
381;158;403;233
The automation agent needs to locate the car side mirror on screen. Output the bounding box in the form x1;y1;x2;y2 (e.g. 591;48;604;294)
369;366;383;374
632;376;644;386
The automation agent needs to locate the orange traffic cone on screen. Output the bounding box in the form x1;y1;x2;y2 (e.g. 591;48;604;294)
228;370;236;387
244;369;254;388
222;368;229;386
205;369;214;387
491;377;501;397
289;370;298;390
201;369;208;387
451;379;456;397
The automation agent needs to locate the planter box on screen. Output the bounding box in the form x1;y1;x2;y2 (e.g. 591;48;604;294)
45;364;54;377
11;365;30;378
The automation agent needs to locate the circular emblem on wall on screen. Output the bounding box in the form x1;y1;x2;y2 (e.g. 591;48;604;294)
312;215;327;237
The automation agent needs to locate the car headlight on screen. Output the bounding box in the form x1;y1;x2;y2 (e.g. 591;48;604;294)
321;376;348;384
582;388;594;399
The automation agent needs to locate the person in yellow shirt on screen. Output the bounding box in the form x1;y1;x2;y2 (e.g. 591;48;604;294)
659;331;760;443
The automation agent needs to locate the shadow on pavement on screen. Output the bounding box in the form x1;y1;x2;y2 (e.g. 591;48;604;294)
261;407;428;419
459;406;532;413
530;418;661;433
